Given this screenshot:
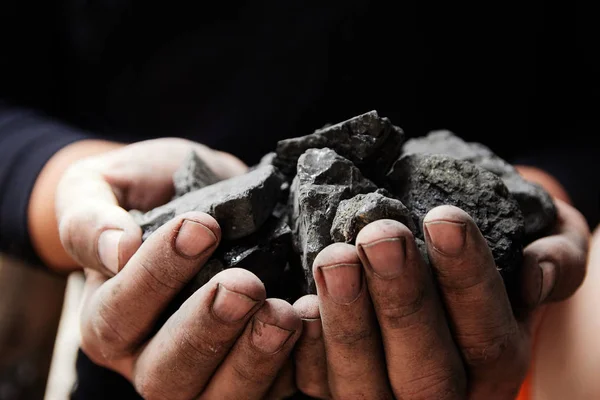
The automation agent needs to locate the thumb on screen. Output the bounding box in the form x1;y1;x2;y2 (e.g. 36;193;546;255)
518;199;590;313
56;158;142;275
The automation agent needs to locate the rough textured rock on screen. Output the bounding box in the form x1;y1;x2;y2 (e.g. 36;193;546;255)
133;165;284;240
274;110;405;183
290;148;377;292
403;131;556;241
136;111;559;306
331;192;416;243
189;218;301;300
173;150;221;198
387;154;525;276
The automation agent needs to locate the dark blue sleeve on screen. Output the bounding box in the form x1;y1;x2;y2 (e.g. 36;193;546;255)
0;103;94;265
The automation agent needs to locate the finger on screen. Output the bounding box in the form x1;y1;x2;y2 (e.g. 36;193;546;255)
101;141;248;209
293;295;330;399
356;219;465;399
313;243;393;399
423;205;528;398
199;299;302;400
79;211;220;369
264;360;297;400
132;268;265;400
520;199;590;309
57;160;143;275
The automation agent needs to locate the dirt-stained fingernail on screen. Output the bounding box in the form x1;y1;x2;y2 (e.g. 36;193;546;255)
319;263;362;304
175;219;217;257
361;237;405;279
252;318;294;354
212;284;259;323
301;318;323;340
539;261;557;302
98;229;123;274
424;221;466;256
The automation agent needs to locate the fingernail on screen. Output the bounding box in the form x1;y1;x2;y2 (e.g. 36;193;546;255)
212;284;259;323
361;237;405;279
252;318;294;354
539;262;557;302
98;229;123;274
319;263;362;304
302;318;322;340
424;221;466;256
175;220;217;257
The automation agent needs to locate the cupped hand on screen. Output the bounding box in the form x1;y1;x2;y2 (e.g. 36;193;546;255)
54;139;301;399
55;138;246;275
293;200;589;399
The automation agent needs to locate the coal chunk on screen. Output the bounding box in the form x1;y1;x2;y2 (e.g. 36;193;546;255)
387;154;525;276
331;192;416;243
403;131;556;241
290;148;377;292
186;218;300;298
173;150;221;198
134;165;284;240
274;110;405;183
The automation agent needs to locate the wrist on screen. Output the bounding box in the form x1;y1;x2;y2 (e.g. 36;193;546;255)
28;139;124;271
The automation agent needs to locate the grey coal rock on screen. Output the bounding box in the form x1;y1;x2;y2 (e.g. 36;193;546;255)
387;154;525;276
403;131;556;242
331;192;416;243
173;150;221;198
133;165;284;240
136;111;559;308
180;217;302;303
290;148;377;292
274;110;405;183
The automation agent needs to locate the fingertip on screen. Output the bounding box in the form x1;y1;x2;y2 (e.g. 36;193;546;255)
118;223;142;272
176;211;222;244
539;261;558;303
251;299;302;354
518;257;545;310
523;235;586;303
423;206;489;258
255;298;302;333
211;268;267;303
355;219;414;247
293;295;320;319
423;205;473;226
312;243;359;275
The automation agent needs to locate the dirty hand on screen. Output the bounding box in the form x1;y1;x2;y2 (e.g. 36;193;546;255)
53;139;301;399
293;200;589;399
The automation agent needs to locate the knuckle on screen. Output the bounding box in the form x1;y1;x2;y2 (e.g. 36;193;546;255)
329;326;374;347
460;327;519;367
86;297;132;359
375;286;426;329
58;209;90;253
136;256;185;295
177;329;233;366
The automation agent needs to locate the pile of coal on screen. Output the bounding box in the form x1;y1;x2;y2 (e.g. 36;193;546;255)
132;110;556;301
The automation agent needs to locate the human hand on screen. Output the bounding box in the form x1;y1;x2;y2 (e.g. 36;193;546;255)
54;138;246;275
292;200;589;399
53;139;302;399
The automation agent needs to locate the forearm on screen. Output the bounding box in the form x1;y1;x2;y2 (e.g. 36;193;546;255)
0;103;123;271
28;140;123;272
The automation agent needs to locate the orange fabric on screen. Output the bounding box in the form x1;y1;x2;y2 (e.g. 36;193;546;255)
515;370;532;400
